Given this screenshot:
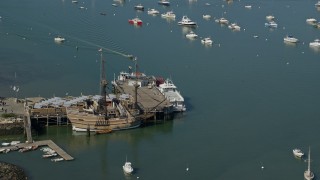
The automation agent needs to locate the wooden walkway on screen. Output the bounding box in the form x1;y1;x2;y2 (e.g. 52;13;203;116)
5;140;74;161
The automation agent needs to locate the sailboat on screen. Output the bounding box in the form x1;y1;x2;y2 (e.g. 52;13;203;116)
123;156;133;174
66;49;141;132
304;147;314;180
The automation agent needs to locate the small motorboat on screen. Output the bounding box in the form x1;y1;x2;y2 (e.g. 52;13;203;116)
19;146;32;153
1;142;10;146
202;14;211;20
306;18;317;24
54;36;66;43
158;0;170;6
284;35;299;43
128;17;143;26
72;0;78;3
178;16;197;26
265;21;278;28
266;15;275;21
244;5;252;9
161;11;176;19
51;157;64;162
185;31;198;39
293;148;304;158
315;1;320;7
215;17;229;24
123;161;133;174
147;9;160;15
42;153;58;158
201;37;213;45
228;23;241;31
134;4;144;11
309;39;320;48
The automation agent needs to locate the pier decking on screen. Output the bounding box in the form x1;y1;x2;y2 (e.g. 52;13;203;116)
114;82;172;113
5;140;74;161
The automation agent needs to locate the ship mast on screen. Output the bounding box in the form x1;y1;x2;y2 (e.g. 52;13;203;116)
98;49;108;117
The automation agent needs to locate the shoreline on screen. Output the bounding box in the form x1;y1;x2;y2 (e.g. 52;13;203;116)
0;161;28;180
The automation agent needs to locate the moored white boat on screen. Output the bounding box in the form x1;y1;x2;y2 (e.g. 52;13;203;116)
42;153;58;158
315;1;320;7
309;39;320;48
157;79;186;112
10;141;20;146
228;23;241;31
215;17;229;24
147;8;160;15
178;16;197;26
123;160;134;174
161;11;176;19
284;35;299;43
292;148;304;158
306;18;317;24
201;37;213;45
185;31;198;38
244;5;252;9
51;157;64;162
158;0;170;6
54;36;65;43
265;21;278;28
134;4;144;11
266;15;275;21
202;14;211;19
1;142;10;146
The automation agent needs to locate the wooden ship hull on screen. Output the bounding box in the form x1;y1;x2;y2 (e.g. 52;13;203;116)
67;108;141;131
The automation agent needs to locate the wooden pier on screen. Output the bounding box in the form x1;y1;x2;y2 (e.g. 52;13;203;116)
5;140;74;161
113;81;173;115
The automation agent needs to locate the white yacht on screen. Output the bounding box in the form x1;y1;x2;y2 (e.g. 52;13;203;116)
201;37;213;45
315;1;320;7
185;31;198;38
147;8;160;15
306;18;317;24
134;4;144;11
284;35;299;43
292;148;304;158
123;161;133;174
228;23;241;31
265;21;278;28
215;17;229;24
158;0;170;6
161;11;176;19
54;36;65;43
309;39;320;48
157;79;186;112
178;16;197;26
266;15;275;21
304;147;314;180
202;14;211;19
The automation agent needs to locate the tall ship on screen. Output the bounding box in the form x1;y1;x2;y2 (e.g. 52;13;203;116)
156;78;186;112
66;50;141;132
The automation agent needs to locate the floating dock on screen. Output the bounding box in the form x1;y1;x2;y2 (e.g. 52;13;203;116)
5;140;74;161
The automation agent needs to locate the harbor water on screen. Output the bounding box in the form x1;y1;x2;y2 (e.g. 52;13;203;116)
1;0;320;179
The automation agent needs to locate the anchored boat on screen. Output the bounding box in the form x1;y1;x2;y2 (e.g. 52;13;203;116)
157;79;186;112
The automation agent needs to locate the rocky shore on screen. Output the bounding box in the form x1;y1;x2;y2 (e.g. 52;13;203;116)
0;162;28;180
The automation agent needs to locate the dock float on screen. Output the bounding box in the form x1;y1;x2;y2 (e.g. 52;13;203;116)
5;140;74;161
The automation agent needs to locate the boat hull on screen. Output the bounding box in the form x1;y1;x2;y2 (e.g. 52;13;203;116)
67;108;141;131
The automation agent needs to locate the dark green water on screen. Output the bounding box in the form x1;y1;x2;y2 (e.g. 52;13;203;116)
1;0;320;179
